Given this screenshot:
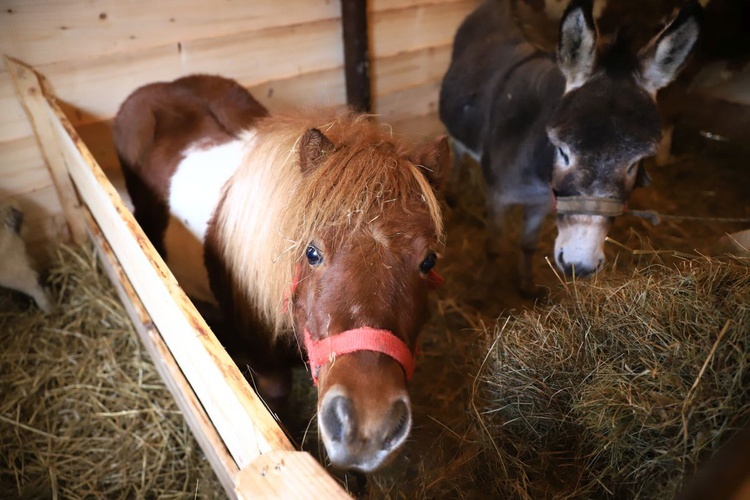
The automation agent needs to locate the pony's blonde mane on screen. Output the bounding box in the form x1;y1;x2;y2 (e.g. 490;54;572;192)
217;109;444;339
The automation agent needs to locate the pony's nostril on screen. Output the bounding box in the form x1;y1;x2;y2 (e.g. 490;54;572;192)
321;395;355;443
382;399;411;451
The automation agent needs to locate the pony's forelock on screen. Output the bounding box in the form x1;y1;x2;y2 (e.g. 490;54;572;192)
217;109;444;339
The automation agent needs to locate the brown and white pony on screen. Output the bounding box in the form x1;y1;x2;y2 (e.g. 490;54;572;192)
112;75;450;473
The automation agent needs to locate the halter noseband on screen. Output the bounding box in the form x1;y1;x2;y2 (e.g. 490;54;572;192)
286;265;443;386
303;327;417;386
553;194;627;218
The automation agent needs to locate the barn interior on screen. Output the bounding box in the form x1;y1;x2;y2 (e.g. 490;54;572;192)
1;0;749;498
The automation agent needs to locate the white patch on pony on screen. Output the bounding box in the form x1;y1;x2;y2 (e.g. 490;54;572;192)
169;136;252;241
166;133;257;304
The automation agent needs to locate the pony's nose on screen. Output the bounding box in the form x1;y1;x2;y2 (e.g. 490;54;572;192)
557;250;602;278
319;390;412;472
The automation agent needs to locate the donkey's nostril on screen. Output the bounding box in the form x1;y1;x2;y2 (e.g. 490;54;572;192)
321;395;355;443
382;398;411;451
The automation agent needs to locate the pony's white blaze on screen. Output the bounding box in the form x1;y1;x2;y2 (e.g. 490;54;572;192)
169;137;253;241
554;215;608;274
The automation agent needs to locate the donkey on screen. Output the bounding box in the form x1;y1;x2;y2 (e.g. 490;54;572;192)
113;74;450;473
440;0;701;294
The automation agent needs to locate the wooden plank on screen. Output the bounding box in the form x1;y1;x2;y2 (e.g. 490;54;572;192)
374;81;441;122
0;135;50;198
370;1;476;58
235;451;351;500
26;18;343;126
0;70;34;142
5;57;87;244
371;0;473;12
85;209;240;497
0;0;340;70
371;44;452;98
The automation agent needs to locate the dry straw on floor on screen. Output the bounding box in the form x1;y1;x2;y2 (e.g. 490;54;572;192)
0;245;223;499
476;255;750;498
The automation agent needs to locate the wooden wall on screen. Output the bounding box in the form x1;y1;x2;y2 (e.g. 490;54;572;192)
0;0;477;260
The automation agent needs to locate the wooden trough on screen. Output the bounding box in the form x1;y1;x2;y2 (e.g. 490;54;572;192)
6;55;351;499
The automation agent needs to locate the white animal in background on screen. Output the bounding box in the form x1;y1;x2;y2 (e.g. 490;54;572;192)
0;204;52;313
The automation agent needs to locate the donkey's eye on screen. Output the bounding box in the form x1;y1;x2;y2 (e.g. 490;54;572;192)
627;161;639;175
419;253;437;274
306;245;323;266
557;147;570;166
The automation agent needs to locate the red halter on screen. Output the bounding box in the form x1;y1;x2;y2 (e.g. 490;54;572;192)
284;265;443;385
303;327;416;386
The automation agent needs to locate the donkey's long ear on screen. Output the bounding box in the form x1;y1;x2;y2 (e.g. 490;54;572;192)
411;135;451;190
638;2;701;94
558;0;597;91
299;128;335;174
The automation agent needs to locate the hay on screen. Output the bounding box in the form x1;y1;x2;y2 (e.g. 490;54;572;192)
477;256;750;498
0;245;223;499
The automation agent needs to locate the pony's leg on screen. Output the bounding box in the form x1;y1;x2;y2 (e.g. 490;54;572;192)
519;201;550;297
121;163;170;258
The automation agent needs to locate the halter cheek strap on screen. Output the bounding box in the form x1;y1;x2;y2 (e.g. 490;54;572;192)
303;327;416;386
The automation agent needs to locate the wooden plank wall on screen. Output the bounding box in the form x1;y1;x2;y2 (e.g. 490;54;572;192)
0;0;477;258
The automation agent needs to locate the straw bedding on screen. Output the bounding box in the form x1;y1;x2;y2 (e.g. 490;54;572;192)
0;245;223;499
476;255;750;498
1;145;748;498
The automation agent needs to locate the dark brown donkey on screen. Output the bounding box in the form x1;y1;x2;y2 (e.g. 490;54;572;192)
113;74;450;472
440;0;701;294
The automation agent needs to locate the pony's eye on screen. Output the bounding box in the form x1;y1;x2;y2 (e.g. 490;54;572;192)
419;253;437;274
557;147;570;166
306;245;323;266
628;161;639;175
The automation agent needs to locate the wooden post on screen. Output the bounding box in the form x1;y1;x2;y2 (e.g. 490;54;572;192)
5;56;88;245
341;0;372;113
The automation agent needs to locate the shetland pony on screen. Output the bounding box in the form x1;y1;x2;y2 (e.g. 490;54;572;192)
440;0;701;294
113;75;450;473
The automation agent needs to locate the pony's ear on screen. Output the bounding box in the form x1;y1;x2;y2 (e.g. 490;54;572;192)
557;0;597;91
412;134;451;190
638;2;701;94
299;128;335;174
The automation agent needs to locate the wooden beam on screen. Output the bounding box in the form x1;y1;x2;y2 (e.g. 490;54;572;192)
5;56;87;244
235;450;351;499
341;0;371;112
85;210;240;497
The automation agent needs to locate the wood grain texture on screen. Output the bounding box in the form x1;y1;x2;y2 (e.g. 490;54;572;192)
6;57;87;244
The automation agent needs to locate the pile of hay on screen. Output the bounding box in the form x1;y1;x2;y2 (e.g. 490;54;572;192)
0;245;222;499
476;256;750;498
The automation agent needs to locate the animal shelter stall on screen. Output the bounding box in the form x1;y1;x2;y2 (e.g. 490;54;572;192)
0;0;478;497
2;0;750;498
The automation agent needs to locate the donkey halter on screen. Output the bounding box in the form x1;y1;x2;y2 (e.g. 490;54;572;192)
286;264;443;386
553;194;626;218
